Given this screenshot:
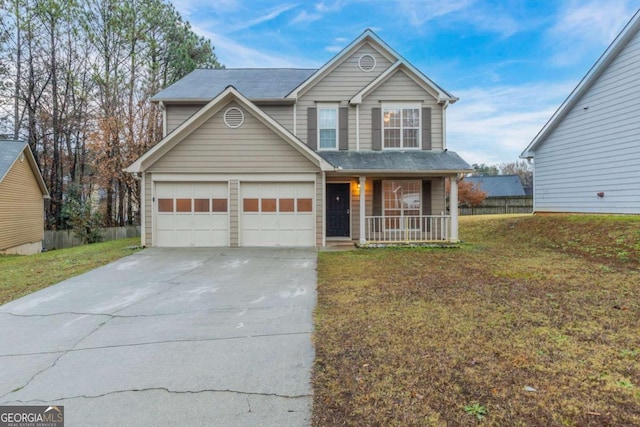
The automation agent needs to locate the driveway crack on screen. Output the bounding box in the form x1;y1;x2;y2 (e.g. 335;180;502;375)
0;330;313;358
0;318;109;401
5;387;312;403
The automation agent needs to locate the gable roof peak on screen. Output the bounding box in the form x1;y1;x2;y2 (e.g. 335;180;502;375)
287;29;456;102
521;8;640;158
127;86;332;173
0;140;49;197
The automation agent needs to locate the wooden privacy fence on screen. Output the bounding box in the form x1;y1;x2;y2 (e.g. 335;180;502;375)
44;226;140;250
460;196;533;215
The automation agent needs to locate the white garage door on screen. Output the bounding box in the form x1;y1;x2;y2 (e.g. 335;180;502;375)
155;182;228;247
241;182;315;247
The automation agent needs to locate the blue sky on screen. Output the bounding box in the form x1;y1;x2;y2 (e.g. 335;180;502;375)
172;0;638;166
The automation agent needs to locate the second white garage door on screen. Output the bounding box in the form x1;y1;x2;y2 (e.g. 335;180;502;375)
241;182;315;247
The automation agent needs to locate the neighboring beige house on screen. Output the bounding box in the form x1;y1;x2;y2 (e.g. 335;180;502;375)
0;140;49;254
521;10;640;214
127;30;471;247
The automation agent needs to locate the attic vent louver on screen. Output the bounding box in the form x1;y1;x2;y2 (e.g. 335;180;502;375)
224;107;244;128
358;54;376;72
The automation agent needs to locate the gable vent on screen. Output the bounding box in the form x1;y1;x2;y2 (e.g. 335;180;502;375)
358;54;376;72
224;107;244;128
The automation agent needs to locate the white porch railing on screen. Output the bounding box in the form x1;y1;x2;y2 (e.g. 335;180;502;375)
364;215;451;243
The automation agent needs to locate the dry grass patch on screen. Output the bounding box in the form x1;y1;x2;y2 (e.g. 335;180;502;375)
0;238;141;305
313;215;640;426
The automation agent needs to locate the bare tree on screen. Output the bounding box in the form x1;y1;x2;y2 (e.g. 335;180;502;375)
499;160;533;188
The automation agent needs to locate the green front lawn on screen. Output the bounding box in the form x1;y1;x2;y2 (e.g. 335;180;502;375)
0;238;141;305
313;215;640;426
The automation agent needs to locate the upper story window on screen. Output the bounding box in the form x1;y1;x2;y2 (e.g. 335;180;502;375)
318;105;338;150
383;105;420;149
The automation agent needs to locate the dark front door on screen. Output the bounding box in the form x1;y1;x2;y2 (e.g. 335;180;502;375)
326;183;350;237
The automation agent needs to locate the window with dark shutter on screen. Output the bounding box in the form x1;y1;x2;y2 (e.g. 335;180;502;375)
307;107;317;150
372;107;381;151
372;180;382;231
339;107;349;150
422;107;432;150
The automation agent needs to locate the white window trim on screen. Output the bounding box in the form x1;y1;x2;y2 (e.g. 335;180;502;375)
381;103;421;150
317;103;339;151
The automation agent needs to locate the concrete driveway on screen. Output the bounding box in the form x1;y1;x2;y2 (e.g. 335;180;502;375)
0;248;317;426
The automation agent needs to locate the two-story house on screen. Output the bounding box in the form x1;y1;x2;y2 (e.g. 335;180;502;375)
126;30;472;247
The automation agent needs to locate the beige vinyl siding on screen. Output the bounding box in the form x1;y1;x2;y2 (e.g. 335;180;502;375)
0;152;44;250
149;101;319;173
144;172;152;245
296;43;393;144
431;178;446;215
260;105;294;132
166;104;203;134
360;69;443;151
534;27;640;214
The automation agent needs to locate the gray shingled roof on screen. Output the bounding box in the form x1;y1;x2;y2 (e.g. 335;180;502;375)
318;150;472;172
464;175;526;197
0;140;27;181
151;68;318;101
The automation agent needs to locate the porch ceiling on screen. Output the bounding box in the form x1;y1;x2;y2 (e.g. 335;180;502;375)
319;150;472;174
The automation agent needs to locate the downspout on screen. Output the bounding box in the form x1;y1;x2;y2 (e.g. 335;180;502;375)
355;104;360;151
293;103;297;136
441;100;450;150
322;171;326;247
140;172;145;247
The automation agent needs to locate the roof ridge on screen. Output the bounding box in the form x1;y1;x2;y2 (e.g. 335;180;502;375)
192;67;319;71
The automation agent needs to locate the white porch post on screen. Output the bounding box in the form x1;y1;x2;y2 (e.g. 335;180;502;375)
450;176;459;242
359;176;366;245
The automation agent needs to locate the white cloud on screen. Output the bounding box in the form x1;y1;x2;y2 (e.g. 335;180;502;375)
447;81;577;165
172;0;241;17
396;0;474;26
315;1;345;13
547;0;636;66
228;4;298;32
191;26;321;68
290;10;323;25
325;45;343;53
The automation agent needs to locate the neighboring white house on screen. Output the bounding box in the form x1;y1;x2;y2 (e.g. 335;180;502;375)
521;10;640;214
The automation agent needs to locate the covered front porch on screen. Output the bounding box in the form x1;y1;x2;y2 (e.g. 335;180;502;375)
324;175;459;246
319;151;472;246
319;150;471;246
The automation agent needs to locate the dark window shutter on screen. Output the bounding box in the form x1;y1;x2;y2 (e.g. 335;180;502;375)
373;180;382;232
372;107;381;151
422;107;432;150
373;180;382;216
339;107;348;150
422;180;432;215
307;107;317;150
422;180;432;232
